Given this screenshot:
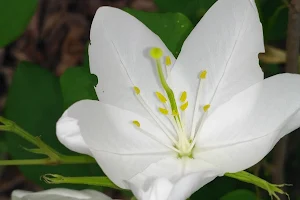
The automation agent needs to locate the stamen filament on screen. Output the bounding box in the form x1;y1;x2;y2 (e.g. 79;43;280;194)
165;56;171;78
180;109;187;137
134;89;178;145
190;70;207;140
134;124;180;153
188;105;210;152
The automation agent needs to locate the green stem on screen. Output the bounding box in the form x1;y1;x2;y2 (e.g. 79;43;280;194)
42;174;120;190
59;155;96;164
0;158;52;165
0;116;96;166
225;171;289;200
0;156;96;166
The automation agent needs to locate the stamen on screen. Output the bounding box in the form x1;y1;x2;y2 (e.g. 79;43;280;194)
188;109;209;152
132;121;180;153
165;56;172;66
180;101;189;111
159;107;169;115
134;86;140;95
190;70;207;140
132;120;140;128
203;104;210;112
180;108;187;136
200;70;207;79
165;56;171;78
180;91;187;103
133;87;178;145
156;92;167;104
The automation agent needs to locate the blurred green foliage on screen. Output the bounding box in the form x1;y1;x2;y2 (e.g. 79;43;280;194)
4;62;103;189
125;8;193;57
220;189;258;200
154;0;216;24
259;0;288;42
191;177;240;200
60;67;98;110
0;0;38;47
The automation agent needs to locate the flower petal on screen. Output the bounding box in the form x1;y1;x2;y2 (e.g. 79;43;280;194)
129;156;221;199
196;74;300;173
89;6;175;124
128;178;174;200
281;109;300;136
168;172;218;200
12;189;112;200
59;100;174;188
171;0;264;129
56;116;92;156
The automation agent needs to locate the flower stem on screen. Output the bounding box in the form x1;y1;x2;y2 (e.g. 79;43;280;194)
42;174;120;190
0;158;52;165
225;171;290;200
0;116;96;165
0;155;96;166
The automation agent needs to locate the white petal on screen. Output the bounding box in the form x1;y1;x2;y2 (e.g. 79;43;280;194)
12;189;112;200
128;178;174;200
56;115;92;156
168;172;217;200
167;158;220;200
128;158;220;200
196;74;300;172
81;190;112;200
281;109;300;136
128;157;184;187
89;6;175;125
61;100;174;188
171;0;264;130
12;190;33;199
129;156;221;199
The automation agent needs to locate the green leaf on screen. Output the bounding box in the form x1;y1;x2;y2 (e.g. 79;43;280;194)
4;62;103;188
60;67;98;109
261;0;288;41
0;0;38;47
125;8;194;57
220;189;257;200
191;177;239;200
154;0;216;24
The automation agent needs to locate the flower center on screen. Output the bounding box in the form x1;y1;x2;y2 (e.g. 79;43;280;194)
132;47;210;158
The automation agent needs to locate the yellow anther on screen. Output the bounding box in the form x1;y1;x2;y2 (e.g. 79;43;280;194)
132;120;141;128
180;91;187;103
172;110;179;116
200;70;207;79
165;56;172;66
180;101;189;111
159;107;169;115
134;86;140;95
203;104;210;112
156;92;167;103
150;47;163;59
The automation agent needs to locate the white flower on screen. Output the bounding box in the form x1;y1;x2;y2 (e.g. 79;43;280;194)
56;0;300;199
11;188;112;200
